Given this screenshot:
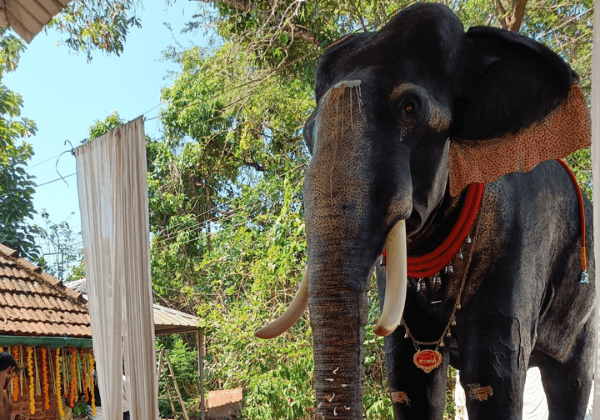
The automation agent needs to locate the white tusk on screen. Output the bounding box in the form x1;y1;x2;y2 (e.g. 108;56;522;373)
254;267;309;339
373;220;408;336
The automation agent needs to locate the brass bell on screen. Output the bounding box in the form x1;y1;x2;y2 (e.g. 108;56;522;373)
579;270;589;284
432;274;442;289
466;235;472;244
444;264;454;275
417;279;426;292
457;249;464;260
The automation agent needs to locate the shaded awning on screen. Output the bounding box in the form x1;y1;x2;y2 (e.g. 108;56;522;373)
153;303;199;336
0;0;74;43
65;278;200;336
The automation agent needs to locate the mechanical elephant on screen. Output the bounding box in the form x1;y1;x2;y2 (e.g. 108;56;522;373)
256;3;596;419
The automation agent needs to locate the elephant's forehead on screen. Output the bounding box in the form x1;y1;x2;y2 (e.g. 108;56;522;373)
306;79;370;218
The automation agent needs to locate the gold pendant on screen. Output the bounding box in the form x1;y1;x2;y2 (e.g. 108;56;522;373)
413;349;442;373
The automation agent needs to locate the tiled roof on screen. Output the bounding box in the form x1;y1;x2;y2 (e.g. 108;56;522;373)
0;244;91;338
64;279;199;335
0;0;74;43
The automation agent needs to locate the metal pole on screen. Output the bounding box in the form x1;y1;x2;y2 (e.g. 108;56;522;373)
197;329;206;420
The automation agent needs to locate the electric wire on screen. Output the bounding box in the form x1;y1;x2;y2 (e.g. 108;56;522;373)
150;162;306;245
36;173;76;187
28;152;65;169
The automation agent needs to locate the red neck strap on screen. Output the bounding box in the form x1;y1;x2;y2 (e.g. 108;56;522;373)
406;183;484;278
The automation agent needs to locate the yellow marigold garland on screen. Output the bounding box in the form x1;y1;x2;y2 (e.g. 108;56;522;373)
11;346;19;402
55;348;64;419
26;347;35;415
89;352;95;416
80;349;89;402
42;347;50;410
69;349;77;408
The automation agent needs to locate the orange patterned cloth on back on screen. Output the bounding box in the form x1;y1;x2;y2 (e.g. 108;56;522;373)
449;82;591;196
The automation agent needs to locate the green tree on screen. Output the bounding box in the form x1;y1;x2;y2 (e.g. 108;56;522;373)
0;29;39;260
48;0;142;61
33;210;82;281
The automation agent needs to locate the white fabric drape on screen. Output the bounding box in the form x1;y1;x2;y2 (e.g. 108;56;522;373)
592;0;600;417
76;117;159;420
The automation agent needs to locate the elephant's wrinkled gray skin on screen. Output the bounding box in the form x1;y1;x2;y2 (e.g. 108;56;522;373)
261;3;595;419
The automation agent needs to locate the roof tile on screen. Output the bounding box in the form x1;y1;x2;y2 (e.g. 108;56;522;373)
0;245;90;339
4;293;16;307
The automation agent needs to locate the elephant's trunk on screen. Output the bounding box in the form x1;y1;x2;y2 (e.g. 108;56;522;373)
309;263;368;419
303;80;408;419
256;80;410;418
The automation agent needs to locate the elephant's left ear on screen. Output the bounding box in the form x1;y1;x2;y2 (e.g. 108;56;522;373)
449;26;590;196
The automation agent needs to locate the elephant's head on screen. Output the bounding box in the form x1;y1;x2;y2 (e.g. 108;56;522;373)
256;3;590;418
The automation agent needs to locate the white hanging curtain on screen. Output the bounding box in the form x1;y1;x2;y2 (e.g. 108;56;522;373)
592;0;600;417
76;117;159;420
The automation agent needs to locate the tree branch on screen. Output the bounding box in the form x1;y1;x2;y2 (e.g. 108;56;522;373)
507;0;527;32
494;0;508;29
494;0;528;32
199;0;320;45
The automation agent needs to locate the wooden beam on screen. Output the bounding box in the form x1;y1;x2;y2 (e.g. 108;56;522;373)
158;349;178;419
165;350;190;420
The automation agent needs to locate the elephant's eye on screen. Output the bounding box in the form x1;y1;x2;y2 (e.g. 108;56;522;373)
404;101;416;113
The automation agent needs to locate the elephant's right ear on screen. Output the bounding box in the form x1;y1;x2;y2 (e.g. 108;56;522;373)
303;110;317;155
449;26;590;196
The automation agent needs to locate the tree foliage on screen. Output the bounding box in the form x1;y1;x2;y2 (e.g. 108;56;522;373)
0;29;39;260
33;210;82;281
48;0;143;61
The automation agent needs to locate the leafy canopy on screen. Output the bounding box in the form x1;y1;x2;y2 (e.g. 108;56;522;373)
0;29;38;260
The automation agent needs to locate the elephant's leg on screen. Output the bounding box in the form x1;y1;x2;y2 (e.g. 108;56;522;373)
536;318;595;420
385;328;450;420
457;313;529;420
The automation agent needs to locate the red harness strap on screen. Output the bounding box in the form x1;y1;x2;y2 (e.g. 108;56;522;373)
384;159;586;278
556;159;587;271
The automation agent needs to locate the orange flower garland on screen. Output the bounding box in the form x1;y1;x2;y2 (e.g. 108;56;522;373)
42;348;50;410
89;353;95;416
26;347;35;415
80;349;89;402
11;346;18;402
69;349;77;408
55;348;64;419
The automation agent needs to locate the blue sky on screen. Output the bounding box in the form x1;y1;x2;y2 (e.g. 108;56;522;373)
6;0;204;252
